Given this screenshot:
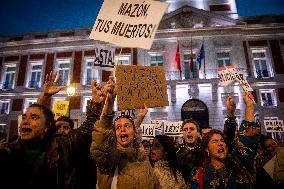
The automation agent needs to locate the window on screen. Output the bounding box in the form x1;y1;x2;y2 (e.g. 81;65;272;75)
2;64;16;90
56;59;70;86
0;100;10;115
217;52;231;67
115;55;131;65
82;96;91;112
23;98;37;112
27;61;43;89
260;89;277;107
183;53;198;79
149;54;163;66
0;124;7;139
83;58;100;85
252;50;271;79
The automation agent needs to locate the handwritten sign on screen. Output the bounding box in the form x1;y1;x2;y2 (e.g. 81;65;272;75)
218;66;253;92
92;45;115;68
90;0;168;49
53;101;69;120
141;124;155;137
264;120;284;132
163;121;183;136
151;120;165;135
115;65;168;110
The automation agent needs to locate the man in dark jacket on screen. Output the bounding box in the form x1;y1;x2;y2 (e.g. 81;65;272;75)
0;72;105;189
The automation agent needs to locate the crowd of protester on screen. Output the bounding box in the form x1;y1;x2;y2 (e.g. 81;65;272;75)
0;72;283;189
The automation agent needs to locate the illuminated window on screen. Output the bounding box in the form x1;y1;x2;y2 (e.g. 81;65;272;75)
55;59;71;86
0;100;10;115
115;55;131;65
1;64;16;90
252;49;272;79
27;61;43;89
82;96;91;112
149;54;163;66
83;57;100;85
183;53;198;79
259;89;277;107
217;52;231;67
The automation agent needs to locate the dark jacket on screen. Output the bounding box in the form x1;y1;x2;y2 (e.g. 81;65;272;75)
0;100;101;189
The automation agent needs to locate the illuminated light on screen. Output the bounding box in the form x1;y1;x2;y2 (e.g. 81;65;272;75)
67;85;76;97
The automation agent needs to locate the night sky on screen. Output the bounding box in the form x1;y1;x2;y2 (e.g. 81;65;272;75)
0;0;283;35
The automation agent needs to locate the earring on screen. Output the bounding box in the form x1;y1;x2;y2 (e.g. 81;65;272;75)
207;151;210;157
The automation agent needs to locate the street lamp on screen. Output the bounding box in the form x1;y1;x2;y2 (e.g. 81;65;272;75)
67;85;76;117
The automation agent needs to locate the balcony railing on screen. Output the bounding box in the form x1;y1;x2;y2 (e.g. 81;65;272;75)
28;81;41;89
1;82;14;90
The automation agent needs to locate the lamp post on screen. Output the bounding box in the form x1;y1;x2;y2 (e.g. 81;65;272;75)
67;85;76;117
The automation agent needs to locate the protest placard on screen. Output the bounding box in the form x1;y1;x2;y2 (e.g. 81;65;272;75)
53;101;70;120
90;0;168;49
151;120;165;135
115;65;168;110
163;121;183;136
217;65;253;91
264;120;284;132
141;124;155;137
92;45;115;68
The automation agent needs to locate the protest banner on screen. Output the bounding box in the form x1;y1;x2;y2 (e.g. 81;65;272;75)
141;123;155;137
115;65;169;110
92;45;116;68
163;121;183;136
151;120;165;135
53;101;70;120
90;0;169;49
218;65;253;92
264;120;284;132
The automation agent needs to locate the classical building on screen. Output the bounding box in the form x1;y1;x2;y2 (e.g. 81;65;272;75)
1;1;284;140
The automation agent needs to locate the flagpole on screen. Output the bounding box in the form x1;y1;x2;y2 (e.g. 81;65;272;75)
203;37;206;79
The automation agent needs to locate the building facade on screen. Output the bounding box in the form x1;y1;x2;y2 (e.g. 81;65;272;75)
1;2;284;140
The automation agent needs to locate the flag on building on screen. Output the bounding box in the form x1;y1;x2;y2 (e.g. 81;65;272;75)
189;46;194;72
175;43;181;72
196;44;205;70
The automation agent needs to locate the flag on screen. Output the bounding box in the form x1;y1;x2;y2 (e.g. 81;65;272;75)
196;44;205;70
189;46;194;72
175;43;181;72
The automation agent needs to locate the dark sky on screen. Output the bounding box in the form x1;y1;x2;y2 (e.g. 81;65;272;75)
0;0;283;35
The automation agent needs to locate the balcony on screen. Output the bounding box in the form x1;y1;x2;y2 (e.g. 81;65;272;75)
1;82;14;90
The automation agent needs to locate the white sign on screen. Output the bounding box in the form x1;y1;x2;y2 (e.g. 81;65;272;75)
90;0;169;49
92;45;115;68
141;124;155;137
264;120;284;132
151;120;164;135
218;66;253;92
163;121;183;136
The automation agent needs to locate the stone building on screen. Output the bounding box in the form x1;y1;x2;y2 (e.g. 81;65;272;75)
1;1;284;140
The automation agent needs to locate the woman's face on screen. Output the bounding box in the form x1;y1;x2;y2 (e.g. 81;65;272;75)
20;107;48;141
150;139;166;162
115;118;135;147
207;133;227;160
142;141;151;156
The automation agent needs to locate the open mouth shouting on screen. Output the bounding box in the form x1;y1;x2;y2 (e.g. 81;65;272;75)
120;134;129;143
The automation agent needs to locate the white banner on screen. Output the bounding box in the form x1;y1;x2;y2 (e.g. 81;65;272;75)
90;0;169;49
92;45;115;68
141;124;155;137
163;121;183;136
218;66;253;92
151;120;164;135
264;120;284;132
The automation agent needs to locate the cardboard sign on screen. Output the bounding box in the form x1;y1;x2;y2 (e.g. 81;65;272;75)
141;124;155;137
92;45;115;68
163;121;183;136
115;65;168;110
53;101;70;120
218;66;253;92
264;120;284;132
90;0;168;49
